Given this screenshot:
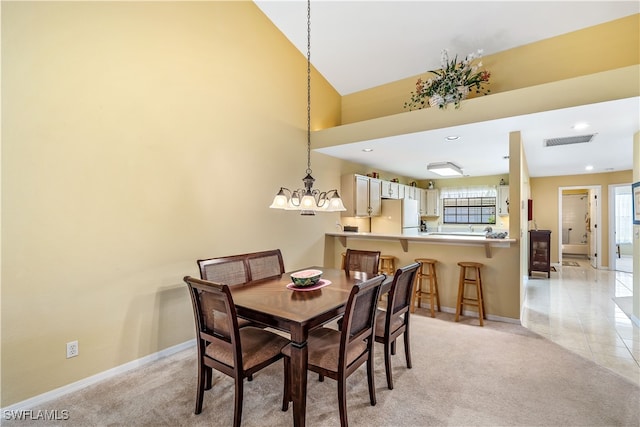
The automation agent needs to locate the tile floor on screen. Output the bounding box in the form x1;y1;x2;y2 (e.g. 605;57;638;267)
522;256;639;385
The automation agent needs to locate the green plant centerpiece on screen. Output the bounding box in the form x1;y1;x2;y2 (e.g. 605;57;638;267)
404;49;491;110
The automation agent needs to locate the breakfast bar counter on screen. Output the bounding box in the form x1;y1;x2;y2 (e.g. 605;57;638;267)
326;231;517;258
324;230;522;321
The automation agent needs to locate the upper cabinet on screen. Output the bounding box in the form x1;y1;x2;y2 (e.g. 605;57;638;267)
497;185;510;216
341;174;382;217
423;189;440;217
381;180;399;199
404;185;418;200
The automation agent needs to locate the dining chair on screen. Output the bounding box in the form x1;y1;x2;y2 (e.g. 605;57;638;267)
197;249;284;333
343;249;381;277
246;249;285;281
281;274;386;427
184;276;290;427
374;262;420;390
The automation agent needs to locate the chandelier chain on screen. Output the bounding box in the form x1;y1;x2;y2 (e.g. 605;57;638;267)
306;0;312;175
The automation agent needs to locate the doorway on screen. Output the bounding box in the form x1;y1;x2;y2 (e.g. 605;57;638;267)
609;183;632;273
558;185;601;269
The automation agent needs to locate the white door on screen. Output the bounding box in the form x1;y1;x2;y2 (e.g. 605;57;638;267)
589;190;598;268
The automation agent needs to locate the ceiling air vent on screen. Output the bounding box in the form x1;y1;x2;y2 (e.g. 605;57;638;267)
544;134;596;147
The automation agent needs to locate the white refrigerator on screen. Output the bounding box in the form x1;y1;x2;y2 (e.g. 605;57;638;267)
371;199;420;235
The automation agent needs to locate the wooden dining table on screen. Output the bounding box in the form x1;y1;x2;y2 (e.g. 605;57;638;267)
230;266;391;427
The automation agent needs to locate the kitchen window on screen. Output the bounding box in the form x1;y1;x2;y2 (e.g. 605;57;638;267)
440;185;498;225
443;197;496;224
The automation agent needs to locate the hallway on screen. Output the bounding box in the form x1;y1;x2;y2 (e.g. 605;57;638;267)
522;258;639;385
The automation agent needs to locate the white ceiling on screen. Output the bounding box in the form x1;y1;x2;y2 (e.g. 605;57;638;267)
254;1;640;179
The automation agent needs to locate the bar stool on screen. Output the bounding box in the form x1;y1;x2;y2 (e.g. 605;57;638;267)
412;258;440;316
455;261;486;326
378;255;396;275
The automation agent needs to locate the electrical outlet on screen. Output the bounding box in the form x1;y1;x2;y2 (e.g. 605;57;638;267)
66;341;78;358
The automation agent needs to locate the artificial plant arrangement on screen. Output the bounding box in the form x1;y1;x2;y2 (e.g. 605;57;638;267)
404;49;491;110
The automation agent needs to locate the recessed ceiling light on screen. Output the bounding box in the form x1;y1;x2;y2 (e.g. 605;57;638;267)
362;148;373;152
572;122;589;130
445;135;461;141
585;165;594;171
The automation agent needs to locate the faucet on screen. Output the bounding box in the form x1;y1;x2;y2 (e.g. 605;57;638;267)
468;224;473;232
484;226;493;233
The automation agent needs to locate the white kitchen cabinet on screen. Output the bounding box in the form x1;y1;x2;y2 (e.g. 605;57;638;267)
424;189;440;216
381;180;399;199
397;183;405;199
497;185;510;216
404;185;418;200
340;174;382;217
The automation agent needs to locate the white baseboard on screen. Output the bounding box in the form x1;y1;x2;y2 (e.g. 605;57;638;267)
1;339;196;412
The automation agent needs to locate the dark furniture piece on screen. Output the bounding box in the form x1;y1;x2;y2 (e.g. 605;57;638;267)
197;249;285;284
229;267;391;427
375;262;420;390
183;276;290;427
529;230;552;277
197;249;285;332
282;274;385;427
343;249;381;277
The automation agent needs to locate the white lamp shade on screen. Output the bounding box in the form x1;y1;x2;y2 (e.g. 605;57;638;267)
269;192;289;209
300;194;317;210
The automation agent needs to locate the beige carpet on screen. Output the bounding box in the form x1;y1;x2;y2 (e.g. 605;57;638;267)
5;312;639;427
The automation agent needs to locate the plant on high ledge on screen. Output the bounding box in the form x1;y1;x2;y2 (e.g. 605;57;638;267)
404;49;491;110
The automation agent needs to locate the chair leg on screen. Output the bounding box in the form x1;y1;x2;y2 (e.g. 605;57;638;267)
338;375;348;427
195;362;206;415
391;339;397;356
455;266;465;322
433;266;441;312
233;377;244;427
367;353;377;405
404;327;412;369
319;373;324;382
248;374;253;382
476;268;485;326
429;273;436;318
204;366;213;390
282;357;290;411
384;339;394;390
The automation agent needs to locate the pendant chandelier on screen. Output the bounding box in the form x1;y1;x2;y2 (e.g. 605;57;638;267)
269;0;346;216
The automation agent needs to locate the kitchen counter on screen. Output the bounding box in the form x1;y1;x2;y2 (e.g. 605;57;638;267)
326;231;517;258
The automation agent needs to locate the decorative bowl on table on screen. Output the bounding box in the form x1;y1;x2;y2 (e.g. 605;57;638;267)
290;269;322;288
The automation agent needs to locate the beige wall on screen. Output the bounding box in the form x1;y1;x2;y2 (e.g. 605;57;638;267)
530;171;632;265
0;1;349;406
342;14;639;123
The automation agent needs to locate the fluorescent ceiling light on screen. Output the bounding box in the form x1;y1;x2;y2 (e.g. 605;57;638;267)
427;162;463;176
